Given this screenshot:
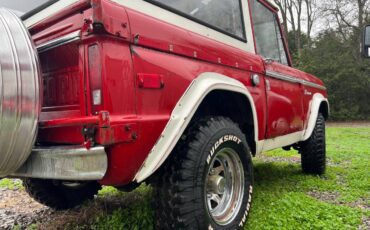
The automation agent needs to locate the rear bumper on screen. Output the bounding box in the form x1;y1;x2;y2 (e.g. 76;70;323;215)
38;112;138;146
12;146;107;180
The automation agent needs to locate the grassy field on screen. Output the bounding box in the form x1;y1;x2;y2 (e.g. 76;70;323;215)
1;126;369;229
246;127;369;230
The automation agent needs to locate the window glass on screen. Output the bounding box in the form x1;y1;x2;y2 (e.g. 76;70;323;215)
250;0;288;65
147;0;246;40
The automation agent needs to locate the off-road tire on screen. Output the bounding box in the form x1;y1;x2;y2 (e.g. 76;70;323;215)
23;179;101;210
154;117;254;230
300;113;326;175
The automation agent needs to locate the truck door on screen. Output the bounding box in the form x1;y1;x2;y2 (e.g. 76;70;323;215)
249;0;304;138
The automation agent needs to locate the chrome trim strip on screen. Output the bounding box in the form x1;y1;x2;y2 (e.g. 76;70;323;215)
302;80;327;90
266;70;326;90
266;70;300;84
37;30;81;53
12;146;107;180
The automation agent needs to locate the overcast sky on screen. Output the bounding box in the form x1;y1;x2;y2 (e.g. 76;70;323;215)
0;0;48;15
0;0;328;37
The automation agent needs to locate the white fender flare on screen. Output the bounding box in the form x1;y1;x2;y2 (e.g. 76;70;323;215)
302;93;330;141
134;73;259;182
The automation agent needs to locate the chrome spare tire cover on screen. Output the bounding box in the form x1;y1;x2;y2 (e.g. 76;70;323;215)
0;8;41;177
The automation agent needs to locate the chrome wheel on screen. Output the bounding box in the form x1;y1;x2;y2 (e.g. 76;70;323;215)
60;181;85;188
205;148;245;226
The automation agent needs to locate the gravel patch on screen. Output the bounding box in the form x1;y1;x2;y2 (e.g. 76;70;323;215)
307;190;340;204
0;180;149;229
0;187;52;229
307;190;370;230
257;153;340;167
359;216;370;230
257;154;301;164
327;122;370;128
307;189;369;211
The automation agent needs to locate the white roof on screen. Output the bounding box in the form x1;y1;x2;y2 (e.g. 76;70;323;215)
266;0;279;9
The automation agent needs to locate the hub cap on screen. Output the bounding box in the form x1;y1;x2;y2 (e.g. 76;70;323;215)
205;148;245;226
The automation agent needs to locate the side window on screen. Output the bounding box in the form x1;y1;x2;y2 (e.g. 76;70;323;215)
146;0;246;41
250;0;288;65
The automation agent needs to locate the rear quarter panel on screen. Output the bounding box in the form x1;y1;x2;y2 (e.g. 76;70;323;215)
100;7;268;185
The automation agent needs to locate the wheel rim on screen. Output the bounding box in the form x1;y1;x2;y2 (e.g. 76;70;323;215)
205;147;245;226
53;181;86;189
61;182;84;188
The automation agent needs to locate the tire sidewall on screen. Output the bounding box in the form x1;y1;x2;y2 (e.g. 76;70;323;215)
301;113;326;175
23;179;101;210
195;126;253;230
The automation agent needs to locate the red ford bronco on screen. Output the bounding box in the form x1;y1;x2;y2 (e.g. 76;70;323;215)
0;0;329;229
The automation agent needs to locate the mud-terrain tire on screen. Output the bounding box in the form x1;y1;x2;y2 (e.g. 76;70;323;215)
154;117;254;230
0;9;41;176
23;179;101;210
300;113;326;175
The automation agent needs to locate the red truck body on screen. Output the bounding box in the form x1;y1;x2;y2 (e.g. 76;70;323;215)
24;0;327;186
0;0;330;227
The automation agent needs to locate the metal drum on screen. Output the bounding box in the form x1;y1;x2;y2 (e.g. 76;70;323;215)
0;8;41;177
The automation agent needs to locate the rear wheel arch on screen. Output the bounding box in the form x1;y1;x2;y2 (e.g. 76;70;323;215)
192;90;256;155
134;72;259;183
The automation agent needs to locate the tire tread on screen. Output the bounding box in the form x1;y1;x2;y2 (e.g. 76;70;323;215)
154;117;251;229
300;113;326;175
23;179;101;210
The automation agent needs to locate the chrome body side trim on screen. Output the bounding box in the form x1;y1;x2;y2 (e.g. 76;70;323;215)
12;146;108;180
266;70;300;84
37;30;81;53
266;70;326;90
302;81;327;90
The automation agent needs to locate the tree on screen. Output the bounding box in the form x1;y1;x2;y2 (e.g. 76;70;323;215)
275;0;370;121
304;0;319;45
275;0;319;58
287;30;308;63
274;0;289;37
274;0;303;56
320;0;370;58
298;31;370;120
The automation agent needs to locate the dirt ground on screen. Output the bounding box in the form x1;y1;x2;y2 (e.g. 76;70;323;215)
327;121;370;128
0;184;52;229
0;123;369;229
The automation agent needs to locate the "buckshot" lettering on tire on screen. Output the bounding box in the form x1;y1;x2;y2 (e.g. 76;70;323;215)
207;135;242;164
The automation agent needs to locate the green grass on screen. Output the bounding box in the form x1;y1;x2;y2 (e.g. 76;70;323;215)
3;127;370;229
92;185;153;230
0;178;22;190
89;127;369;229
246;127;370;229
